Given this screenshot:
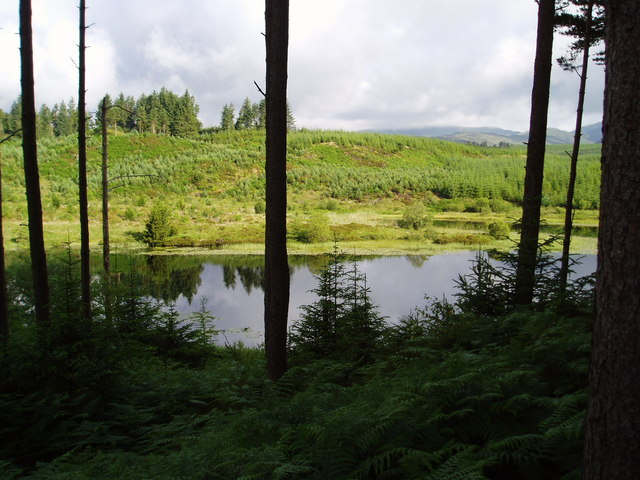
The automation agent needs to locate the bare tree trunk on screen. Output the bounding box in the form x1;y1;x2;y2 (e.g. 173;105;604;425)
101;97;110;275
0;155;9;345
78;0;91;320
559;0;594;292
20;0;50;326
584;0;640;476
514;0;555;305
100;96;112;324
264;0;290;381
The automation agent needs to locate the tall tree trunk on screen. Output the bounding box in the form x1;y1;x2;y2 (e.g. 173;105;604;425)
584;0;640;476
100;97;112;323
559;0;594;292
514;0;555;305
78;0;91;319
0;155;9;345
264;0;290;381
20;0;50;326
101;97;110;276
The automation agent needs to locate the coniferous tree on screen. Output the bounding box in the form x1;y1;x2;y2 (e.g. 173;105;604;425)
513;0;555;305
0;149;8;345
20;0;50;326
255;99;266;128
7;97;23;135
37;104;54;138
100;95;111;275
264;0;290;380
286;101;296;130
52;100;75;136
220;103;235;130
556;0;603;291
78;0;91;320
235;97;256;130
584;0;640;476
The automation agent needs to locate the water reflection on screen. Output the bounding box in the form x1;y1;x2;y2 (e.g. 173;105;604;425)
6;250;593;347
119;251;595;346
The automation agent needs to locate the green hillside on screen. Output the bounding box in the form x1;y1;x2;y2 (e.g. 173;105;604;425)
0;129;600;253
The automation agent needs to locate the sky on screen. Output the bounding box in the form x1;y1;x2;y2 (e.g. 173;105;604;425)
0;0;605;132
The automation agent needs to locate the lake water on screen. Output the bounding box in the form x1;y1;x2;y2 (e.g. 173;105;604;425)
112;251;596;346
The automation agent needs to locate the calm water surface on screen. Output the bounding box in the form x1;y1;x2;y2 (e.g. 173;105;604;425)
123;251;595;346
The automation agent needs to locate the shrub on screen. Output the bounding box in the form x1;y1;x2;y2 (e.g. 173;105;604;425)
143;203;177;247
397;204;433;230
488;221;511;239
465;197;491;213
254;199;266;214
289;212;331;243
490;198;512;213
322;198;339;211
124;207;136;220
51;194;61;209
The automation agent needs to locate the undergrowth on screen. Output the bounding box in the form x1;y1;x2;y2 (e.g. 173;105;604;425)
0;249;593;479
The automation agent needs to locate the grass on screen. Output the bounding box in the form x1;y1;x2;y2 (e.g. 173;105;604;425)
0;129;600;255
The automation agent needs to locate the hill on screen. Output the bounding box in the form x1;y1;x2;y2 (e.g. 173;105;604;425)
0;129;601;250
365;122;603;146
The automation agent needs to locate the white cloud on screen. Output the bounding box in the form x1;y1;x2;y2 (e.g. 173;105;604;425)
0;0;604;131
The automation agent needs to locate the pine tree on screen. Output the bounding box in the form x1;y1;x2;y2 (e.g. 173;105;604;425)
264;0;290;380
235;97;256;130
584;0;640;476
37;104;54;138
77;0;91;320
8;97;23;135
20;0;50;327
556;0;604;291
220;103;235;130
513;0;555;305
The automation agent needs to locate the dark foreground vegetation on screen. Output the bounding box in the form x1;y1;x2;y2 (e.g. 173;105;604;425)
0;249;593;479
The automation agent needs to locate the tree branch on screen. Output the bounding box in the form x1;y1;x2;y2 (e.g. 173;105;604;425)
254;80;266;97
0;129;22;144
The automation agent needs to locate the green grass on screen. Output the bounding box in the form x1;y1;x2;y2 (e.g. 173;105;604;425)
0;129;600;254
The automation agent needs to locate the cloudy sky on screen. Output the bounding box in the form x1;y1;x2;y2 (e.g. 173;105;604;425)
0;0;605;132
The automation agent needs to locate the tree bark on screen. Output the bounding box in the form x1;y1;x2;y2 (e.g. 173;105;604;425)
78;0;91;320
559;0;594;292
20;0;50;326
0;155;9;345
584;0;640;477
514;0;555;305
100;96;113;324
101;97;110;276
264;0;290;381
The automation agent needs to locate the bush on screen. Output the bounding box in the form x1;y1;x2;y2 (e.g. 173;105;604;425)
289;212;331;243
254;199;266;214
143;203;177;247
322;198;339;211
464;197;491;213
490;198;512;213
397;204;433;230
488;221;511;239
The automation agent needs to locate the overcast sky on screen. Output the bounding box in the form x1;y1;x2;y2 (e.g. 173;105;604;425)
0;0;605;132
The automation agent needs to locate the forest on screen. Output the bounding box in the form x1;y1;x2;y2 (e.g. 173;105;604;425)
1;0;640;479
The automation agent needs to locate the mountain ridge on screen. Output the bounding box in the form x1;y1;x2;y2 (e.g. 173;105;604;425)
363;122;602;146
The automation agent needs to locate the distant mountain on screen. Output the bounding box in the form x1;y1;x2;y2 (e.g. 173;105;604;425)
364;122;602;146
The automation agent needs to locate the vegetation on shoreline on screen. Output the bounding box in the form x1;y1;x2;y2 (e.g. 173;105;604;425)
0;129;599;254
